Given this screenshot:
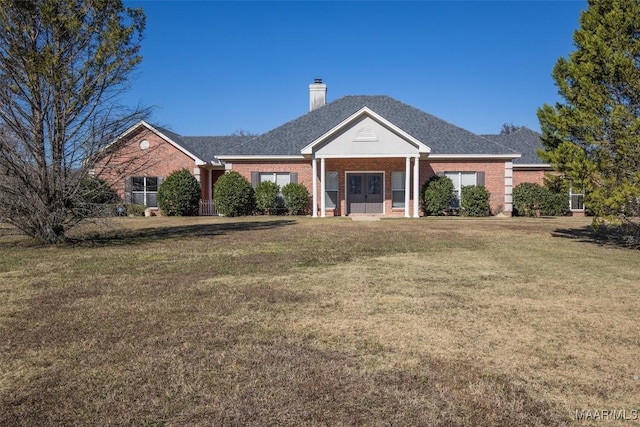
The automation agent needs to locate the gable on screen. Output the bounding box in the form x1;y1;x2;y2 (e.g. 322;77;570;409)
314;116;423;157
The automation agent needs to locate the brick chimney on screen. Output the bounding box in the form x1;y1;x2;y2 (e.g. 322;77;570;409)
309;78;327;111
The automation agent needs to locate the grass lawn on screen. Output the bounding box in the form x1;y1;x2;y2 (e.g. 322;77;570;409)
1;216;638;426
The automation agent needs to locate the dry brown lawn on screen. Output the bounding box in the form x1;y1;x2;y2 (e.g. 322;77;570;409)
0;216;638;426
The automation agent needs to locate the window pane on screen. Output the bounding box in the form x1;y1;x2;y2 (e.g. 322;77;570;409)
326;190;337;208
276;173;290;187
132;177;144;191
260;173;275;183
460;172;476;187
349;175;361;195
392;172;405;190
367;175;381;195
132;192;145;205
392;190;405;208
146;177;158;192
325;171;338;190
146;192;158;207
444;172;459;190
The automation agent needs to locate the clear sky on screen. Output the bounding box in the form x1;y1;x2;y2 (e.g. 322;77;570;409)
121;1;587;136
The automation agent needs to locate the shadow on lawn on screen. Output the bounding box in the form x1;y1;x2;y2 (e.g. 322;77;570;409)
67;219;297;247
552;224;640;250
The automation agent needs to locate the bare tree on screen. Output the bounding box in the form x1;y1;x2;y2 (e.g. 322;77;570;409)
0;0;150;243
500;123;522;134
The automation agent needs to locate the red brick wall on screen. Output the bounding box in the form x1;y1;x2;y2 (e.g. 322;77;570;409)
513;169;547;187
96;126;197;200
424;160;507;214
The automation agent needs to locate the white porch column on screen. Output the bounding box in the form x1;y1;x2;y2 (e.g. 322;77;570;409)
208;169;213;201
312;156;318;217
413;156;420;218
320;157;326;217
404;157;411;217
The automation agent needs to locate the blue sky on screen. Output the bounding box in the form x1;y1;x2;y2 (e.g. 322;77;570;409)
122;1;586;136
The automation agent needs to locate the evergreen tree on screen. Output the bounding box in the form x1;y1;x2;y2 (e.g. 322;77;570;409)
537;0;640;222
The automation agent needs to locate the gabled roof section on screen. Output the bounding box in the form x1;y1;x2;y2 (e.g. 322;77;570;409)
300;106;430;155
223;96;518;157
481;127;548;165
118;120;206;164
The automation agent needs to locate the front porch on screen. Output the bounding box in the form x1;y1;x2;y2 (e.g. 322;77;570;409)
311;157;423;218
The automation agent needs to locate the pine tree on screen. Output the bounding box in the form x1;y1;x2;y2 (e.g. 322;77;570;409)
537;0;640;221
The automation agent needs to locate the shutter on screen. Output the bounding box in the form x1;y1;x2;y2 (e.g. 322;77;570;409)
476;172;485;187
157;176;163;188
124;177;132;204
290;172;298;184
251;172;259;189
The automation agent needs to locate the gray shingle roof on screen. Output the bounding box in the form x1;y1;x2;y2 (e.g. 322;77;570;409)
221;95;518;156
152;95;521;160
481;127;547;165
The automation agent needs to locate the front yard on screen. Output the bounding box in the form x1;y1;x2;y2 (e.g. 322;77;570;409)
0;216;638;425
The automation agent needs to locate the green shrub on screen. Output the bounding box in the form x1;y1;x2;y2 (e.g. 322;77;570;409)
461;185;490;216
282;182;310;215
158;169;201;216
513;182;568;216
421;175;455;216
540;190;569;216
79;177;119;204
125;204;146;216
214;171;255;217
255;180;280;214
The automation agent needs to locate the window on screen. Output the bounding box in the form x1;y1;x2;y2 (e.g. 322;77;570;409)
253;172;297;207
325;171;338;209
131;176;159;207
444;172;483;208
260;172;291;188
392;171;405;208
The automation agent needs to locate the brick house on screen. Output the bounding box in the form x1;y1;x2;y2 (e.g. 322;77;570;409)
100;80;555;217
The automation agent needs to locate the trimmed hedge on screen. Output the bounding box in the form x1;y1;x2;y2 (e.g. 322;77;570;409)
214;171;255;217
158;169;201;216
513;182;568;217
460;185;490;216
421;175;455;216
255;180;280;214
282;183;310;215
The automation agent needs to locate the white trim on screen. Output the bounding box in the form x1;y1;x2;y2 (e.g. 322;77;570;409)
413;156;420;218
320;157;326;217
428;154;521;160
301;107;431;155
512;164;553;169
216;155;306;160
314;153;422;159
113;120;206;164
404;157;410;218
312;157;318;218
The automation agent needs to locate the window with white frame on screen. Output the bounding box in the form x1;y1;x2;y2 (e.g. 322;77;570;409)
259;172;291;188
444;172;480;208
258;172;292;207
392;171;405;208
131;176;159;207
325;171;338;209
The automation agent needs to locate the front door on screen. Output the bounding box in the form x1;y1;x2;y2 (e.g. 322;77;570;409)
347;173;383;214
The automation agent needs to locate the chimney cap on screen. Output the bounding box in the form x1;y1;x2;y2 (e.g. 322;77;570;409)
314;78;323;84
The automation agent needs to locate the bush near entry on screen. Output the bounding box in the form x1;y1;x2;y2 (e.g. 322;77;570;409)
282;183;310;215
214;172;255;217
460;185;490;216
421;175;456;216
158;169;201;216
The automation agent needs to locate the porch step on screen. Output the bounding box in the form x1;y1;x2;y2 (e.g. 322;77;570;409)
350;216;381;221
